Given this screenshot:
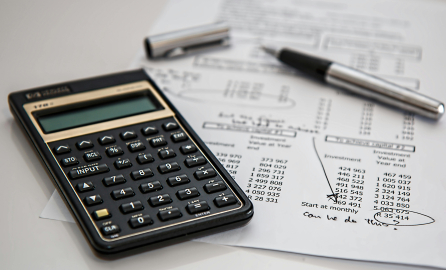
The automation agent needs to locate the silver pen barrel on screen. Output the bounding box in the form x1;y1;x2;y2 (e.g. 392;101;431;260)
325;63;445;119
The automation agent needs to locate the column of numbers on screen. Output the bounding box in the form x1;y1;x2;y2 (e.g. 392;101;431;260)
334;167;366;208
245;158;288;203
215;152;242;179
373;173;411;211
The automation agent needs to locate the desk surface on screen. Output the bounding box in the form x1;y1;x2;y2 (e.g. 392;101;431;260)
0;1;429;269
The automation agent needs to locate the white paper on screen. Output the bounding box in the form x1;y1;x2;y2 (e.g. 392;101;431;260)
41;0;446;268
40;190;75;223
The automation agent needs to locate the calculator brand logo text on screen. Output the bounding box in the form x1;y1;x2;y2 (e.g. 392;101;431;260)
25;85;71;100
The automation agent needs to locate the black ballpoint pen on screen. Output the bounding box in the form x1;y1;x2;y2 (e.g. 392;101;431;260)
261;45;444;120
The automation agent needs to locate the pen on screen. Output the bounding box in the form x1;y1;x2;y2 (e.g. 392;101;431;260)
261;45;444;120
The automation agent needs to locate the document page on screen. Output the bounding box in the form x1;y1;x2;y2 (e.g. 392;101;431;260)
42;0;446;268
129;0;446;268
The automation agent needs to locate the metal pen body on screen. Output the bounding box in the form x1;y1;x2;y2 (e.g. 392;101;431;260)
325;63;444;119
262;45;444;120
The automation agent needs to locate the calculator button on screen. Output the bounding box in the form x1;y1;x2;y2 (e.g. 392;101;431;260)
176;187;200;200
158;162;181;174
149;137;167;147
158;148;176;159
106;146;124;157
136;153;154;164
103;175;126;186
84;194;103;206
128;141;146;152
120;201;144;214
131;168;154;180
204;181;227;193
139;181;163;193
171;132;188;142
148;194;172;207
114;158;132;169
111;187;134;200
162;122;179;131
158;208;182;221
185;156;207;167
76;140;93;150
83;151;101;162
101;224;120;235
214;195;237;207
167;174;190;186
120;130;137;140
186;201;210;214
142;126;158;136
76;182;94;192
61;156;78;167
194;168;216;180
54;145;70;154
98;135;115;145
69;164;109;179
180;144;197;154
129;215;153;228
93;209;111;220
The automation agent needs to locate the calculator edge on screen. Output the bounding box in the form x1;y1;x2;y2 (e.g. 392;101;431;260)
8;69;254;253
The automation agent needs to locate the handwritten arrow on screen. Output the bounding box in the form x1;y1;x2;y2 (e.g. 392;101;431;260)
312;137;339;203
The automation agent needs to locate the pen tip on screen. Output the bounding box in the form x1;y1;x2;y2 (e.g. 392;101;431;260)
261;44;280;57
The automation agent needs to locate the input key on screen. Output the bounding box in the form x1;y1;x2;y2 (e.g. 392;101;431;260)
68;164;109;179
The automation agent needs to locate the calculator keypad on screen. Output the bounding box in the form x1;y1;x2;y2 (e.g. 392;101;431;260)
49;117;241;240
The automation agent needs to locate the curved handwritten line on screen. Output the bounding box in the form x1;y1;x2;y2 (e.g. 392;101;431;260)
312;137;338;202
373;209;435;226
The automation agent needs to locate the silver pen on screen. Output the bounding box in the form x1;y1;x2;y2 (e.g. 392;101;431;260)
262;45;444;120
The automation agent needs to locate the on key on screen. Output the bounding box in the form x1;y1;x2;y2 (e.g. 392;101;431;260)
101;224;120;235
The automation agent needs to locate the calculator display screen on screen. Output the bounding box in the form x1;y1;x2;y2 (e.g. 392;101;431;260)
37;95;161;133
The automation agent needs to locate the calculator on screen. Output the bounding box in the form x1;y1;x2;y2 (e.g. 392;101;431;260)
8;70;253;253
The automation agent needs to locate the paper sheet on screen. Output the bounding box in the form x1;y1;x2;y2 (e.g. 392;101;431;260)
41;0;446;268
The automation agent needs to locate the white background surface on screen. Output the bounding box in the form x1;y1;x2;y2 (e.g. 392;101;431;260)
0;1;433;269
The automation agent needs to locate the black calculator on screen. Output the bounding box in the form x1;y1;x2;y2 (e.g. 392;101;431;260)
8;70;253;253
